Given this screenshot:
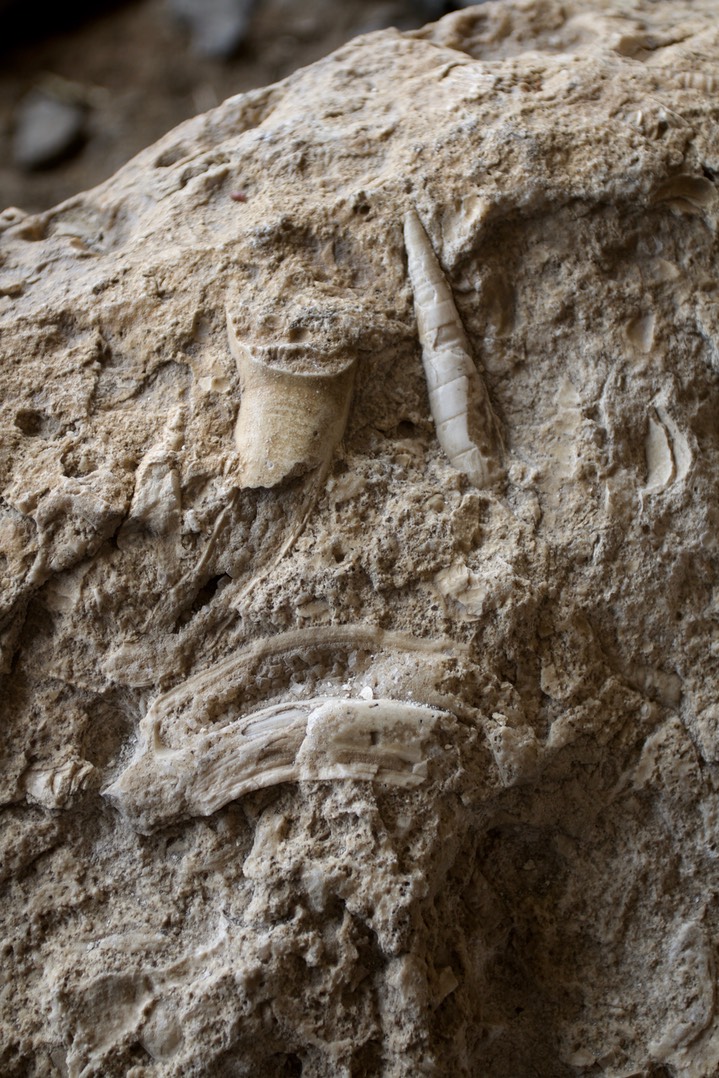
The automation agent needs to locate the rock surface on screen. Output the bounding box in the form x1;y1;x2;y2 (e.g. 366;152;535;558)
2;1;719;1074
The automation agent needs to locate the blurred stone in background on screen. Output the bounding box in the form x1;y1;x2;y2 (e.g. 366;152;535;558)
0;0;481;213
12;81;89;171
167;0;258;58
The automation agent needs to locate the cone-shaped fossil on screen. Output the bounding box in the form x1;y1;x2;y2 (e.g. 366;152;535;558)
227;310;356;489
404;209;505;489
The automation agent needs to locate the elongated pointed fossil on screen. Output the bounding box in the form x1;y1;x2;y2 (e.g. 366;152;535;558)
227;310;356;489
404;209;504;489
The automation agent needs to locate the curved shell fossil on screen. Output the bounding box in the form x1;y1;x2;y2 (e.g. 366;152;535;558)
105;696;454;833
227;309;355;489
103;622;468;832
404;209;504;489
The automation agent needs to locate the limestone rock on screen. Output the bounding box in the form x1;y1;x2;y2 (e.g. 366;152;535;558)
2;2;719;1075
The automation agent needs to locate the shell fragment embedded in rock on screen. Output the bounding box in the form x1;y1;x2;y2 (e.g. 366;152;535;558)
105;695;453;833
404;209;505;489
103;622;467;832
227;309;356;489
6;1;719;1073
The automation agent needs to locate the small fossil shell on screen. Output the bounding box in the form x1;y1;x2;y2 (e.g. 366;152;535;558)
672;70;719;93
227;310;355;489
404;209;504;489
652;174;717;214
643;401;692;494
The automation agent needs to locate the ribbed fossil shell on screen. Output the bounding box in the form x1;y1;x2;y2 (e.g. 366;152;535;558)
105;696;453;833
404;209;505;489
103;623;467;832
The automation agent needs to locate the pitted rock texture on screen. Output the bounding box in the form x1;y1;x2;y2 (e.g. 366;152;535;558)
2;2;719;1075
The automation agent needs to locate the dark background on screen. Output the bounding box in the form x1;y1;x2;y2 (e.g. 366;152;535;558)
0;0;475;212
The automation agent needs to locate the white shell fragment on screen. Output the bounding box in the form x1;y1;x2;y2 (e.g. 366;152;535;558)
403;209;505;489
227;309;355;489
643;402;692;494
105;696;452;833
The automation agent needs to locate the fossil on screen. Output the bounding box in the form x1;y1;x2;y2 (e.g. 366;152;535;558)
145;312;358;629
9;2;719;1072
105;696;455;833
226;309;356;490
403;208;505;489
135;621;468;711
643;400;692;495
671;70;719;92
103;622;468;831
652;174;717;213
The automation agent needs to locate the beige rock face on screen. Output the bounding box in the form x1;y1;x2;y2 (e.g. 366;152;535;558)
2;1;719;1074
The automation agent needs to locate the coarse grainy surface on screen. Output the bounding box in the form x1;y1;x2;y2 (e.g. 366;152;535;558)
2;2;719;1075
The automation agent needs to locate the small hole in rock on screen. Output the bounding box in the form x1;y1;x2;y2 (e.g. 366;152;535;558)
191;574;230;614
155;144;189;168
277;1053;302;1076
287;326;309;343
15;409;43;435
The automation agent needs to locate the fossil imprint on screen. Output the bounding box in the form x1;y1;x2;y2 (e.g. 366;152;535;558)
121;232;502;826
404;209;505;489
